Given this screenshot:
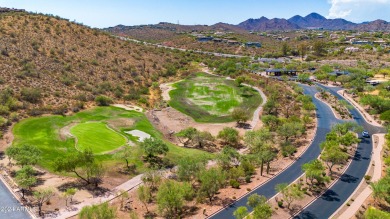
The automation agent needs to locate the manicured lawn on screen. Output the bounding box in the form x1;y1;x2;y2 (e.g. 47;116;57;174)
71;122;127;154
12;106;213;173
169;72;262;123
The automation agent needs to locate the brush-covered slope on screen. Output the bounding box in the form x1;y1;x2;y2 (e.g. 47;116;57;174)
0;12;195;119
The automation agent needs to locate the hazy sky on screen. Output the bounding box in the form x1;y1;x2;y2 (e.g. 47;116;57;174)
0;0;389;28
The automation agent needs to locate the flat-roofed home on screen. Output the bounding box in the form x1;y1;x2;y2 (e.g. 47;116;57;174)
245;42;261;48
265;68;298;76
197;36;213;42
227;40;240;45
328;70;350;77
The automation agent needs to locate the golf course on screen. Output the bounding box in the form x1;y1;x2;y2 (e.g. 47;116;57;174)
169;73;262;123
12;106;211;172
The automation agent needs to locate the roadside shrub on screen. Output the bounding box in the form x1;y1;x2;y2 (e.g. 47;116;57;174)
282;143;297;157
245;175;251;183
230;179;240;189
364;175;372;181
277;200;284;207
95;95;113;106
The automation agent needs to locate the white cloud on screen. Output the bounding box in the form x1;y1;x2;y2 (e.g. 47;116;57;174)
327;0;390;20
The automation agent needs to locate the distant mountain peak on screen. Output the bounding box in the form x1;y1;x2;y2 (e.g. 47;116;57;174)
305;12;326;20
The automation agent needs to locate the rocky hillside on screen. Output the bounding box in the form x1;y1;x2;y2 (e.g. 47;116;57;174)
354;19;390;31
238;17;300;31
105;22;244;42
0;12;202;122
288;13;356;30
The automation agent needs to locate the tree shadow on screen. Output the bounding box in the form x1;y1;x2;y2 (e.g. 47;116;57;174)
320;189;340;202
340;174;359;183
293;210;318;219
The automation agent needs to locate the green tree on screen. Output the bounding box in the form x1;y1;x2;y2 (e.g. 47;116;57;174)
54;149;104;186
233;206;248;219
232;108;250;125
261;115;280;131
313;41;327;57
302;159;329;188
6;144;41;167
281;43;290;56
34;188;54;217
339;132;360;147
218;127;240;147
370;174;390;205
156;180;193;218
63;188;77;207
140;137;168;159
297;73;310;82
141;170;162;192
177;156;206;183
137;185;152;213
320;141;348;174
113;146;135;169
79;202;117;219
15;165;36;198
197;168;226;204
244;129;275;176
277;122;303;142
252;202;273;219
275;183;304;210
217;146;241;170
176;127;214;148
364;206;390;219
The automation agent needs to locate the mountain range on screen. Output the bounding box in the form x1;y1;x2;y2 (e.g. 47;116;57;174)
107;12;390;34
237;12;390;31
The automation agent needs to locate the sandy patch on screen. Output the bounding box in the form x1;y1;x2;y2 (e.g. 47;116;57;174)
106;118;135;130
148;107;241;139
125;130;151;142
59;122;78;140
112;104;143;112
160;81;182;101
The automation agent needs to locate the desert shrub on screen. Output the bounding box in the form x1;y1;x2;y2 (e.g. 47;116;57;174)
21;88;42;103
230;179;240;189
95;95;112;106
245;175;251;183
281;142;297;157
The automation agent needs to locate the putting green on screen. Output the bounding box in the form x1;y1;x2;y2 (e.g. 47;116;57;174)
70;122;127;154
12;106;213;173
169;73;262;123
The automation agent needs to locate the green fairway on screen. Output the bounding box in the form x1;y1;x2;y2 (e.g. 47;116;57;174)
71;122;127;154
12;106;213;173
169;72;262;123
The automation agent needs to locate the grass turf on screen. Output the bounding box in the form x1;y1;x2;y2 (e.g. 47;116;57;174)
71;122;127;154
12;106;213;173
169;72;262;123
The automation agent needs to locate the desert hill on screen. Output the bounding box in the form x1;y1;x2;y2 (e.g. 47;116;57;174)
0;11;199;122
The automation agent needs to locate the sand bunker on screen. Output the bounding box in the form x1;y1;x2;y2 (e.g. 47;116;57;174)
113;104;143;112
125;130;151;142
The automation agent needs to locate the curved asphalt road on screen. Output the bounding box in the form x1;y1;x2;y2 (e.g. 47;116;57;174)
294;84;385;219
0;180;31;219
209;84;342;219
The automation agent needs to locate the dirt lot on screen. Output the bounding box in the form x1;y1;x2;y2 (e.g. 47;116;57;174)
147;107;251;139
